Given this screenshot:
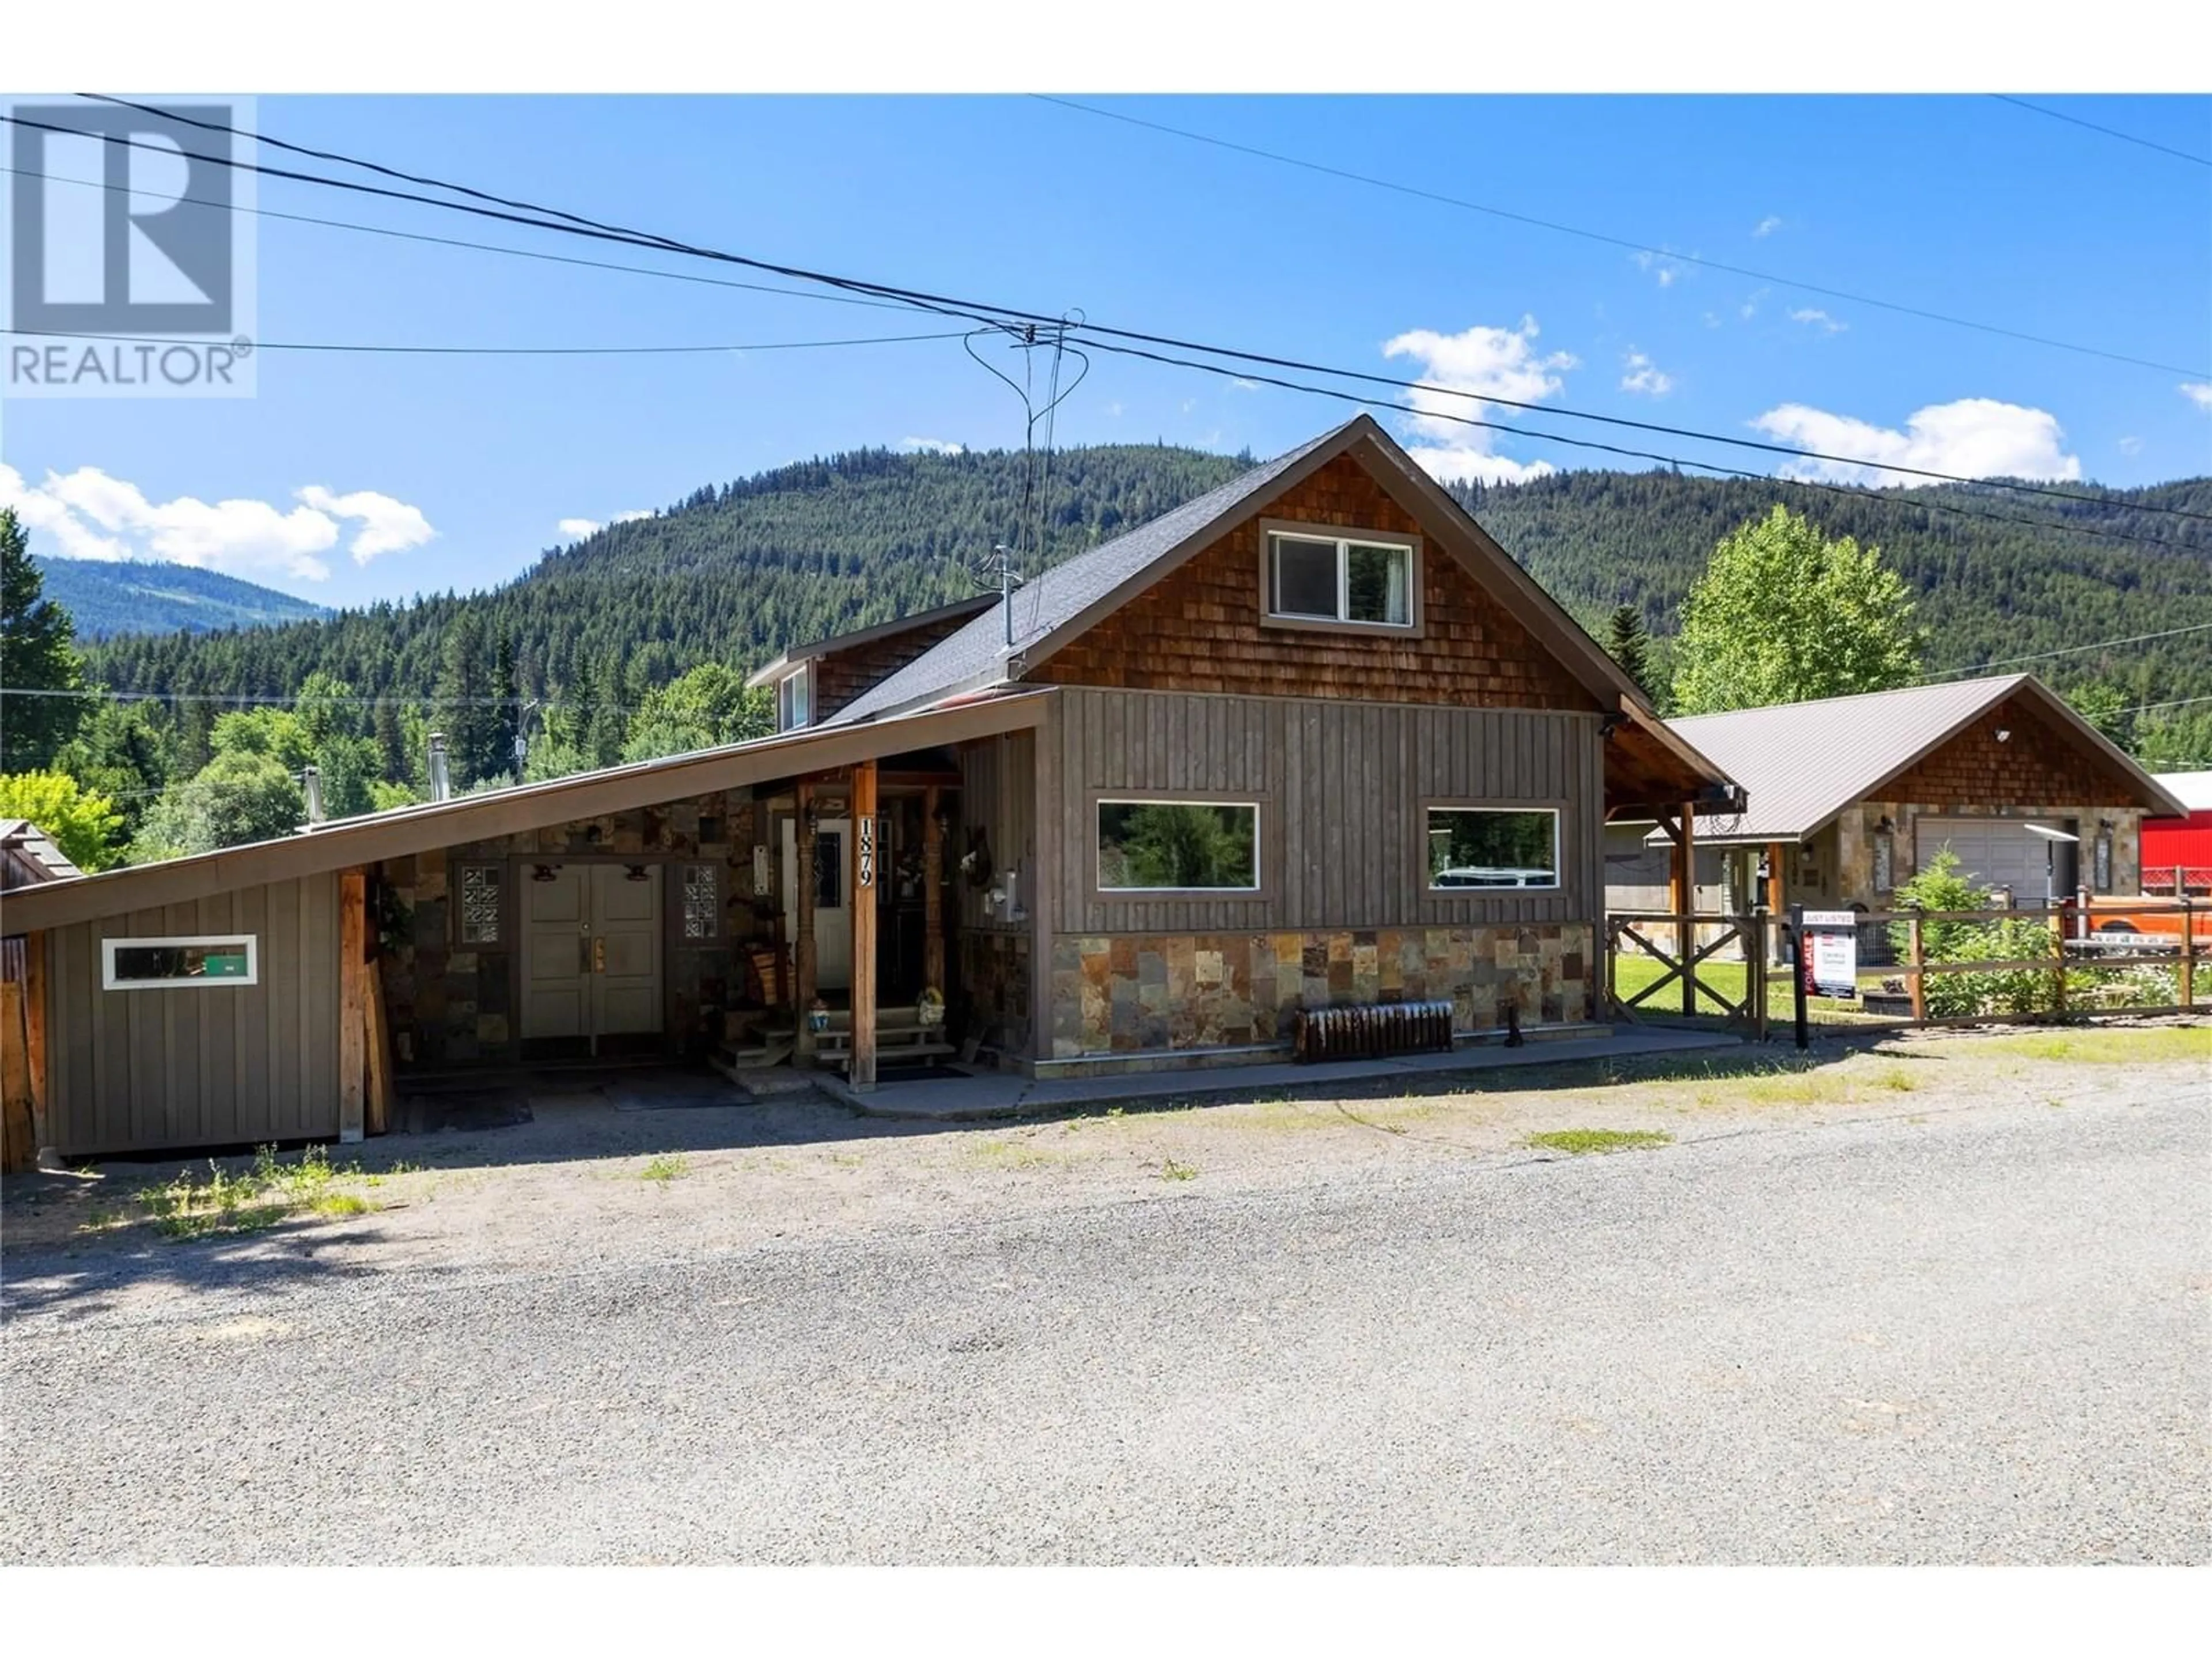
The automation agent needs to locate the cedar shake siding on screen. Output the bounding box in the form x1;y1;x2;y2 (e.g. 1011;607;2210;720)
1883;695;2148;809
1031;454;1602;713
812;607;994;720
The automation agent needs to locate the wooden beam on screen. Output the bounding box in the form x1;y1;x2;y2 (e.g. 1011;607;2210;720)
850;760;879;1092
365;956;395;1137
338;867;367;1143
23;930;47;1149
1030;711;1058;1066
794;780;817;1063
1;979;32;1173
1764;840;1787;967
922;783;945;997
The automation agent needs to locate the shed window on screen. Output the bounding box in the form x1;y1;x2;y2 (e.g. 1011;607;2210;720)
1098;801;1259;892
102;935;259;990
1267;532;1413;628
459;863;504;944
1426;808;1560;891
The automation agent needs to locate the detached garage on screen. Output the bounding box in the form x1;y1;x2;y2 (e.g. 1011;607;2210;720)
1613;674;2186;956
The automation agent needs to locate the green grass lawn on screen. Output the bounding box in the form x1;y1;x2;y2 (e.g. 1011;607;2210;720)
1609;953;1891;1022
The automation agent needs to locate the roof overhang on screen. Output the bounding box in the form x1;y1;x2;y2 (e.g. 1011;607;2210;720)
1;689;1052;934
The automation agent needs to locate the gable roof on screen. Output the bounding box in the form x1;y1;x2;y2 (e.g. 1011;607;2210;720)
2153;771;2212;814
1;819;82;893
827;414;1679;738
743;593;998;688
1664;674;2186;844
2;690;1051;935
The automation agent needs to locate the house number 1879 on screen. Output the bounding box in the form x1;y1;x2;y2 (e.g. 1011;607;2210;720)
857;816;876;889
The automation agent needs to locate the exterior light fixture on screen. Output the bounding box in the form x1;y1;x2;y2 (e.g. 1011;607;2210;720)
1995;728;2012;743
624;863;649;882
531;864;558;883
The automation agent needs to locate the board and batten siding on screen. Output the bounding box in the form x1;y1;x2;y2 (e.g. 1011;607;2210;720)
956;729;1037;934
1054;687;1604;935
41;874;343;1156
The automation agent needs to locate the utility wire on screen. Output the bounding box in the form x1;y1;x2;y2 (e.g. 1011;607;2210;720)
5;325;969;357
3;160;935;318
1988;94;2212;168
2126;692;2212;714
1033;93;2212;377
1923;619;2212;678
15;104;2211;525
1065;334;2210;553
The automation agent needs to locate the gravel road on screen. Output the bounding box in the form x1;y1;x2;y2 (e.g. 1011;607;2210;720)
4;1073;2206;1563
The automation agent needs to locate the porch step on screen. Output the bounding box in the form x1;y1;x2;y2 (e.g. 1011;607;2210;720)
707;1040;794;1080
824;1039;957;1074
812;1020;942;1052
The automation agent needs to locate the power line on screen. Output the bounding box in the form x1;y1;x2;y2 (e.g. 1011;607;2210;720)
6;325;969;357
14;104;2212;528
1923;619;2212;678
1032;93;2212;378
2127;692;2212;714
0;685;652;713
1988;94;2212;168
1065;334;2211;553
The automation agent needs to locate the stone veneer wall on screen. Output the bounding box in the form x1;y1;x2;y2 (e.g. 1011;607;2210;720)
957;930;1031;1060
1046;923;1594;1060
375;791;774;1070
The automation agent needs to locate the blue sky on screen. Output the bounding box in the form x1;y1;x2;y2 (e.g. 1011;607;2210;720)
3;93;2208;609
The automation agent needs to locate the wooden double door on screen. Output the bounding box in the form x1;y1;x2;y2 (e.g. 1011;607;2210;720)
523;863;664;1050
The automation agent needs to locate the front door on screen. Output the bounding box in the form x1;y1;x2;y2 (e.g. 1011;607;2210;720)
523;862;664;1049
781;817;851;991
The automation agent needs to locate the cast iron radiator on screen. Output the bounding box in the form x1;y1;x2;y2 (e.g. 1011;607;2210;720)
1291;999;1456;1062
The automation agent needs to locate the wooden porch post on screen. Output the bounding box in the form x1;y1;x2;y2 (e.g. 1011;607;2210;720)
1764;840;1787;965
338;867;367;1143
794;780;817;1063
1672;804;1696;1016
922;783;945;997
850;760;879;1092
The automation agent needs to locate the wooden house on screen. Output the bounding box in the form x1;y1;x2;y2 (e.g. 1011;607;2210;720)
0;416;1736;1158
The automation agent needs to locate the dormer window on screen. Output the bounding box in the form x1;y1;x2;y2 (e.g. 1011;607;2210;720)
1263;525;1418;631
776;665;813;731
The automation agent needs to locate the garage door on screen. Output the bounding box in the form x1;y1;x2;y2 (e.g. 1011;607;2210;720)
1915;819;2065;899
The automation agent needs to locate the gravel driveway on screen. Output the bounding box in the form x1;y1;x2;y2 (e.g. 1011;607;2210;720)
3;1033;2206;1563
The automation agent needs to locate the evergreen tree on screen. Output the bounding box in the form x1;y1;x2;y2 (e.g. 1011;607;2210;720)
1;508;88;770
1602;603;1658;703
373;695;407;785
434;610;499;786
1671;506;1926;715
490;631;521;781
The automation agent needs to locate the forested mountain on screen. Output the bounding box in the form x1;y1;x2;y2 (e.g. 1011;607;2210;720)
35;556;329;638
76;444;2212;724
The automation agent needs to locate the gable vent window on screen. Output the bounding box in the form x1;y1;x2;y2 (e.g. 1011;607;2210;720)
1266;531;1414;629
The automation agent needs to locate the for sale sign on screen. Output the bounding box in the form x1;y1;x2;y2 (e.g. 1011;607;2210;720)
1800;910;1859;1000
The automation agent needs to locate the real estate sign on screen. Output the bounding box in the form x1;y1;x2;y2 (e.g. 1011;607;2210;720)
1800;909;1859;1001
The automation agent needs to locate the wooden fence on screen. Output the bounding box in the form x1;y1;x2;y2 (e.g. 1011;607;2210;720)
1607;892;2201;1041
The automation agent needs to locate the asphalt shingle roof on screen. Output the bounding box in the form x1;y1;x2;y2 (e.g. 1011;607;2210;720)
828;420;1361;725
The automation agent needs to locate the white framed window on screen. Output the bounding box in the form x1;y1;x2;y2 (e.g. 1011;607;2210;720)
1265;529;1415;629
1425;808;1561;891
1097;800;1260;893
102;935;260;990
777;665;813;732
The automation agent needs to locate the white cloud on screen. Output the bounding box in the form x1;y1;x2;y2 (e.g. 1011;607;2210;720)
1620;349;1674;397
1739;288;1768;321
1789;307;1848;335
1103;401;1124;419
898;437;965;456
2117;435;2145;456
1632;249;1683;287
293;486;434;564
1230;377;1262;391
1381;315;1575;485
1749;397;2082;488
612;509;652;523
2181;382;2212;412
1753;215;1783;238
557;517;603;540
1;464;432;580
1702;311;1723;329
